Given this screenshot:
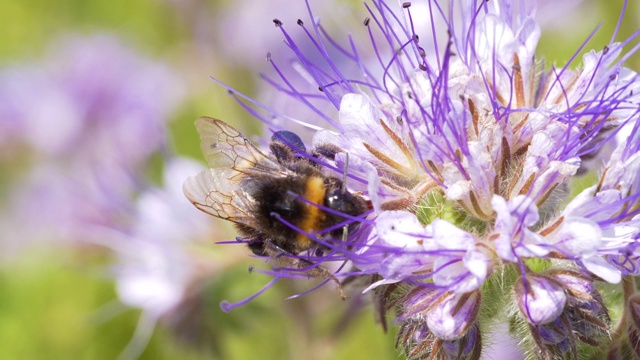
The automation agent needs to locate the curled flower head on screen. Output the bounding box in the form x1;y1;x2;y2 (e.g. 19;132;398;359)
393;286;482;359
186;0;640;357
512;269;611;359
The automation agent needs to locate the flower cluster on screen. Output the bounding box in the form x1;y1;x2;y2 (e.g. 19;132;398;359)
197;0;640;358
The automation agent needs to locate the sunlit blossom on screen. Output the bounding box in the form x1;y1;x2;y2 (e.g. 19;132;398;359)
189;0;640;358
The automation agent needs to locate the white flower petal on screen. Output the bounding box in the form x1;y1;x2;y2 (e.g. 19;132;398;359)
582;255;622;283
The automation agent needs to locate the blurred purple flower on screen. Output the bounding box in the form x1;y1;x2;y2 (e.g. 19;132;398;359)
1;34;182;159
214;0;356;68
113;158;213;316
0;34;184;253
108;157;223;359
0;33;238;357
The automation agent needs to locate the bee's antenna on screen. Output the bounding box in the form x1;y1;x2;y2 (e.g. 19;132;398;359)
342;152;349;193
341;152;349;242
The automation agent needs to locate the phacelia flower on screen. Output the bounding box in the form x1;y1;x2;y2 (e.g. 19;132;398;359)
187;0;640;358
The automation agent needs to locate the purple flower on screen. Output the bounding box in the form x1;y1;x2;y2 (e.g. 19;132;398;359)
492;195;549;262
188;0;640;357
114;158;214;317
0;34;182;160
0;33;227;357
111;157;226;359
213;0;356;68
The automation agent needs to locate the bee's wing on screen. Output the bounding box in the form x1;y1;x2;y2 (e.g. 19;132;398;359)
183;168;256;226
186;117;290;227
196;117;285;176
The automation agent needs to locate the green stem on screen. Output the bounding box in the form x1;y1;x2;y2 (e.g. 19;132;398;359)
613;276;636;338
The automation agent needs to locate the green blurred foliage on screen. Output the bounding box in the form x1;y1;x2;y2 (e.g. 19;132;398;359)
0;0;637;359
0;248;397;359
537;0;639;68
0;0;178;58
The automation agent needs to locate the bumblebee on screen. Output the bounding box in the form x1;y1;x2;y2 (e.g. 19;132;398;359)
183;117;370;296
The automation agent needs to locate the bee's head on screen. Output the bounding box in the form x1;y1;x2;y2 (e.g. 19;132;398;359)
270;130;306;162
324;186;368;242
325;187;368;217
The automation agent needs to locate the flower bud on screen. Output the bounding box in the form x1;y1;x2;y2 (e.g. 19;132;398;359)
515;275;566;325
522;270;611;357
548;270;610;344
533;316;571;345
396;320;482;360
395;288;482;359
426;291;481;340
439;322;482;360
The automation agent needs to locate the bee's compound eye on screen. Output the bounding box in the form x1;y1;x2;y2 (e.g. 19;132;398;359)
272;130;306;153
326;190;361;215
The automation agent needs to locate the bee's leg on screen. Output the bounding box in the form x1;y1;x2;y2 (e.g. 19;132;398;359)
244;237;268;256
311;143;342;162
341;153;350;242
271;130;306;159
263;243;346;300
341;152;349;192
270;141;296;164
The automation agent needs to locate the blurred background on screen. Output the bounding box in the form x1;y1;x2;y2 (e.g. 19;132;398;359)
0;0;637;359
